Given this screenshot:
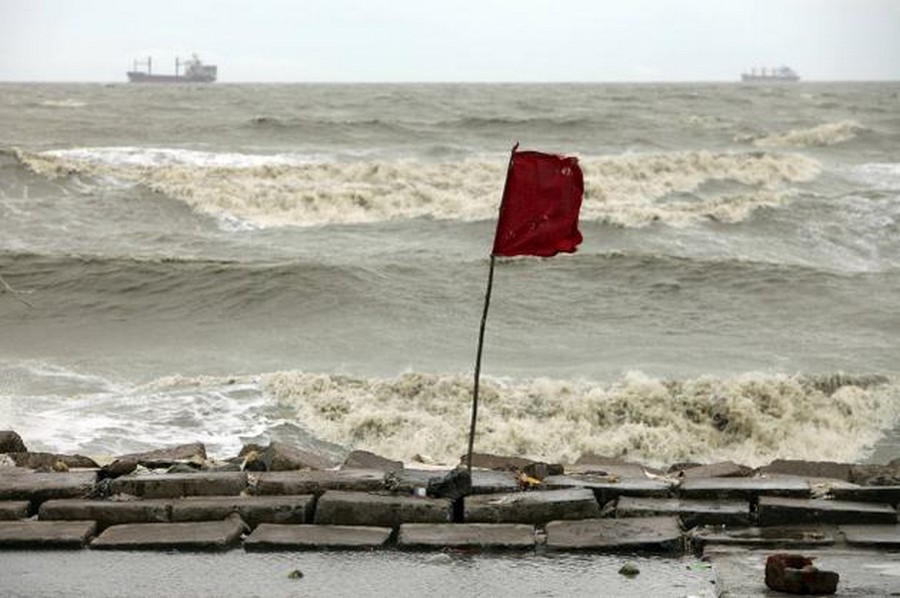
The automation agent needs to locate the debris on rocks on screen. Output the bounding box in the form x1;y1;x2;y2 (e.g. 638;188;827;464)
764;553;839;595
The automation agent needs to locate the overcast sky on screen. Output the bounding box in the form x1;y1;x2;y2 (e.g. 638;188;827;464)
2;0;898;82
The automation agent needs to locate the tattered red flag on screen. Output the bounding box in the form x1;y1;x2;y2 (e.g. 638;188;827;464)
491;148;584;257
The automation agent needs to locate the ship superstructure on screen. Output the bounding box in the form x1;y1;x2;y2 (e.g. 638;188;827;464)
127;55;217;83
741;66;800;82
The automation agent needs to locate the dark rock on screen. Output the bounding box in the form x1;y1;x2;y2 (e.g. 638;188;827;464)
764;553;839;595
674;461;753;479
9;452;99;470
342;450;403;473
0;431;27;453
100;458;137;479
116;442;207;469
288;569;304;579
253;470;386;496
618;562;640;577
426;467;471;500
240;450;267;472
849;463;900;486
167;462;202;474
460;453;535;471
759;460;853;482
263;441;337;471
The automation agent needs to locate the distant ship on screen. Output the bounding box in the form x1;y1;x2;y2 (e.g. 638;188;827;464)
127;55;217;83
741;66;800;83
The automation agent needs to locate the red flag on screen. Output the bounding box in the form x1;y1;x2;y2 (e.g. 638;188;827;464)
491;148;584;257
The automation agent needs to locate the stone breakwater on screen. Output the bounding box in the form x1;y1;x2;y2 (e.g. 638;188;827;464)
1;430;899;558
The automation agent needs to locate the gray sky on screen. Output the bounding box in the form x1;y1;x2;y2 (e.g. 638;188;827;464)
2;0;898;82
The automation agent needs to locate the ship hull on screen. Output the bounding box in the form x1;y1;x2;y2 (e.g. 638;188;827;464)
741;74;799;83
126;72;214;84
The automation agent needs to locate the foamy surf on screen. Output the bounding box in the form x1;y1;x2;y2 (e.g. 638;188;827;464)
261;370;900;468
750;120;866;148
15;147;820;229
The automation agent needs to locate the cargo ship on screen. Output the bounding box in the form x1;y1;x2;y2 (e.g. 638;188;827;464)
741;66;800;83
127;55;217;83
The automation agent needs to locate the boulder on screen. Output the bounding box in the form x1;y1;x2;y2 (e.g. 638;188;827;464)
342;450;403;473
758;460;852;482
115;443;207;469
9;452;98;470
0;431;27;453
849;463;900;486
426;467;471;501
764;553;839;595
459;453;535;471
674;461;753;479
263;441;337;471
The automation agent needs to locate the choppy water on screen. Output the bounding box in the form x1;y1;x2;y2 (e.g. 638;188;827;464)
1;82;899;467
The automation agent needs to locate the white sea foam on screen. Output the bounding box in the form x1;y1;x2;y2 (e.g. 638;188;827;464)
752;120;866;148
262;370;900;468
19;148;820;229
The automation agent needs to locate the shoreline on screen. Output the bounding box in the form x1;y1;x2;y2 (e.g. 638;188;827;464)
3;432;900;595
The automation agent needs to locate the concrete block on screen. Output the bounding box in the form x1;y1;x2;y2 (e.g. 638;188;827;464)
678;476;810;500
170;495;315;528
757;459;852;481
91;517;245;551
675;461;753;479
389;469;518;496
0;471;96;503
758;496;897;526
542;474;671;504
464;488;599;525
0;500;30;520
109;472;247;498
0;520;96;549
253;470;385;496
398;523;535;550
545;516;683;552
688;525;835;550
244;523;392;550
314;490;452;527
831;485;900;506
615;496;751;528
39;499;171;529
840;524;900;547
341;450;403;473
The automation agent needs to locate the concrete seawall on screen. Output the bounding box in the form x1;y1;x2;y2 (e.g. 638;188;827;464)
3;434;900;594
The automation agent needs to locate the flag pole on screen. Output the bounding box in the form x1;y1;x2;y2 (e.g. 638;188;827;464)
466;143;519;473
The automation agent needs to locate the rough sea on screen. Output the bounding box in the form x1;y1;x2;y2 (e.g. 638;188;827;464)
2;82;899;469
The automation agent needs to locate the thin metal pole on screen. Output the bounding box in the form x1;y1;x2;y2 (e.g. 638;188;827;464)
466;254;496;473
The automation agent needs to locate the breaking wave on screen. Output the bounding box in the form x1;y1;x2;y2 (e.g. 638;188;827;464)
13;147;820;229
750;120;866;148
263;370;900;468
